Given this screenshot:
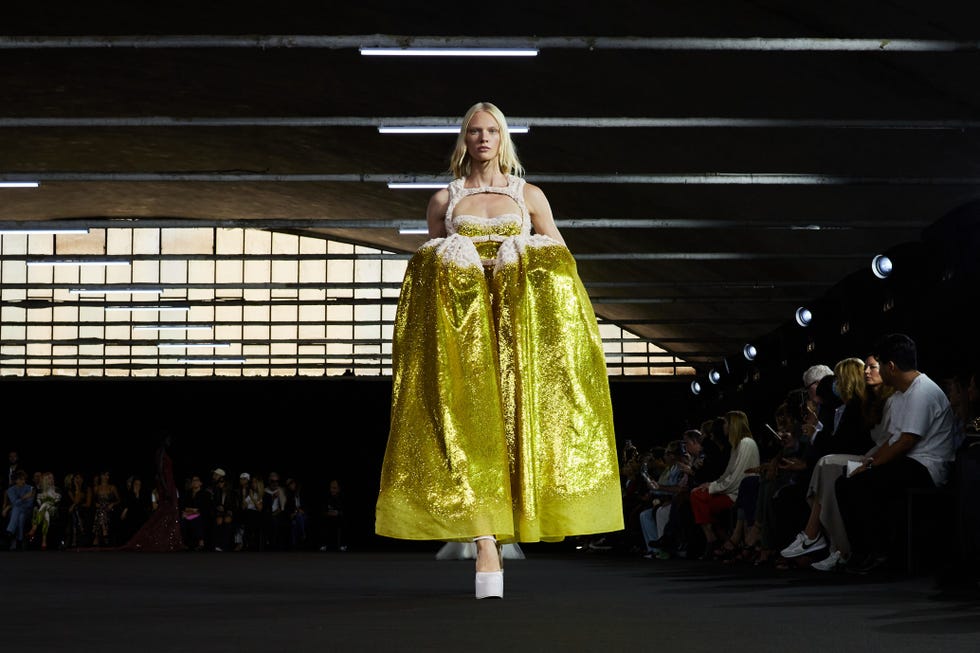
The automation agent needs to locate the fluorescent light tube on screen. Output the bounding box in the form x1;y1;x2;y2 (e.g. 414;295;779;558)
133;324;214;332
104;304;191;312
0;228;88;235
387;182;449;189
27;258;131;267
176;357;246;364
378;126;530;134
360;48;538;57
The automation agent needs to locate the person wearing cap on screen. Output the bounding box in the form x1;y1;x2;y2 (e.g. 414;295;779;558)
802;364;834;444
233;472;255;551
210;469;234;552
208;468;226;500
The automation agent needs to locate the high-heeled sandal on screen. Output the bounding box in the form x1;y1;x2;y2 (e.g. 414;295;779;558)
473;535;503;599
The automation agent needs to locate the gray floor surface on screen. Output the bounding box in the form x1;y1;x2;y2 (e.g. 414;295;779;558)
3;547;979;653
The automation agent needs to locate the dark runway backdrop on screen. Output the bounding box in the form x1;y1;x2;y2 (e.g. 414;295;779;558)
3;375;693;549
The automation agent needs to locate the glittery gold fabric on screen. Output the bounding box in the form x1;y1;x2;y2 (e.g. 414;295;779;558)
375;177;623;543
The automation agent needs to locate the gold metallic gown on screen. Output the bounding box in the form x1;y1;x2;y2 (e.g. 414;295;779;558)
375;175;623;543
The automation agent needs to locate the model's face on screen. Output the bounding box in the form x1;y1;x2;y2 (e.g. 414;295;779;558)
864;356;882;386
465;111;501;164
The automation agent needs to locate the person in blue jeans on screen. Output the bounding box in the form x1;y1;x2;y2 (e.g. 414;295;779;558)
4;470;35;550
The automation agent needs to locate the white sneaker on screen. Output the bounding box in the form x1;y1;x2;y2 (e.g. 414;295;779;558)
780;532;827;558
811;549;842;571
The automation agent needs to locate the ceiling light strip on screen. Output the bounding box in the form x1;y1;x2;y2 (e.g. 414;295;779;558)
360;47;537;56
176;357;246;364
0;228;89;235
10;172;979;185
132;324;214;331
378;126;529;134
70;288;164;295
25;258;131;267
0;217;923;230
5;116;977;130
1;35;976;52
13;282;404;291
0;181;40;188
587;296;812;304
103;305;191;312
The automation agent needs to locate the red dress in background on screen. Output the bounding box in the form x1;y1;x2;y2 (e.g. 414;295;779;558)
120;445;183;552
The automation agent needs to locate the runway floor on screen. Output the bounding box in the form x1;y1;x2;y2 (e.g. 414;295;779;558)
4;544;979;653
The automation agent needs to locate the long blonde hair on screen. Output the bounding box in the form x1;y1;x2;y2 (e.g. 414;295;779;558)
449;101;524;179
725;410;753;448
834;357;866;403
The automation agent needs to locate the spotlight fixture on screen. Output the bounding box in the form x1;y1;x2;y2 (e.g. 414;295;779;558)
871;254;893;279
708;369;721;384
743;344;757;361
795;306;813;327
690;380;702;395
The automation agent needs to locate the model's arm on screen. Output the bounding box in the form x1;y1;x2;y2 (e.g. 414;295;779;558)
525;183;566;246
426;189;449;238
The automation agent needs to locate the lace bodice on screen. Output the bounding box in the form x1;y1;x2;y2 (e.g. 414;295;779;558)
445;175;531;241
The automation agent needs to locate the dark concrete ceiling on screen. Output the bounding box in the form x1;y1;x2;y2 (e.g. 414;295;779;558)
3;1;980;371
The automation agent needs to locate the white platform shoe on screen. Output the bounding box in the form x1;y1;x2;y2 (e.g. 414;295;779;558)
473;535;503;599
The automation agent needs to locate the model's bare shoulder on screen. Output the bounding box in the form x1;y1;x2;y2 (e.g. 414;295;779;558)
522;181;564;244
522;181;548;204
427;188;450;214
425;188;451;237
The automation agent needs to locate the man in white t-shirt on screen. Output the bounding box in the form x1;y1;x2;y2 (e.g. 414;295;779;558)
835;333;957;575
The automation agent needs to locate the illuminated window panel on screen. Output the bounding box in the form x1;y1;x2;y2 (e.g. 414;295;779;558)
298;305;326;327
216;260;244;296
355;304;382;322
105;324;130;341
354;324;382;340
243;306;271;326
30;234;56;256
271;324;298;343
326;323;353;342
106;227;132;254
54;229;104;256
163;227;213;255
328;259;354;290
133;259;161;288
132;228;160;254
216;305;243;325
0;225;691;378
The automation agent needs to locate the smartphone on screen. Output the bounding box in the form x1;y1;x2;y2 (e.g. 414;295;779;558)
765;423;784;441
